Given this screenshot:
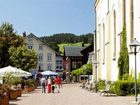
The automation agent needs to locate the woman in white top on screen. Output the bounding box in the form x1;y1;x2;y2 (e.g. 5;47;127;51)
47;77;52;93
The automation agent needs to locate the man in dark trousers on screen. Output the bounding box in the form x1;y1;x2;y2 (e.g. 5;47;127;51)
40;76;46;93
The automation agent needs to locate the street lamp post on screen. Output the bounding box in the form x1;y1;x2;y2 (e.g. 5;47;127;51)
129;38;140;102
94;60;99;93
83;66;87;81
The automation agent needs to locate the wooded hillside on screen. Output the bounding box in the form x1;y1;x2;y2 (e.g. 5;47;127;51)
39;33;93;53
40;33;93;44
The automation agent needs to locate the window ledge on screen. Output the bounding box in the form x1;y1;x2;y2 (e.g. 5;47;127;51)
107;11;110;15
112;57;116;61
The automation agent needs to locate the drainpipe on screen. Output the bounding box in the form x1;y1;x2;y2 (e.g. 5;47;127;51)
94;1;98;93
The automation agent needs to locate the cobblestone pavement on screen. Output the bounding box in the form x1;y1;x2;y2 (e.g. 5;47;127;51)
10;83;134;105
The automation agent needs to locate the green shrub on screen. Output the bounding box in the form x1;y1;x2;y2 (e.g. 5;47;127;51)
25;79;37;87
138;73;140;82
113;81;140;96
110;83;115;94
3;72;21;86
12;77;21;85
117;26;129;80
122;73;134;81
97;79;106;91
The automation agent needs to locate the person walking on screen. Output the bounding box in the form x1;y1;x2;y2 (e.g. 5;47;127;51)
51;78;55;93
47;77;52;93
54;76;62;93
40;76;46;93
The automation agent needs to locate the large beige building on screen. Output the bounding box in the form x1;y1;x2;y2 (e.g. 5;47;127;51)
94;0;140;81
25;33;57;72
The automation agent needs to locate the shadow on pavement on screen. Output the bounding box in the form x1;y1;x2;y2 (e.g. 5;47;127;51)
9;104;18;105
100;94;117;97
10;99;21;102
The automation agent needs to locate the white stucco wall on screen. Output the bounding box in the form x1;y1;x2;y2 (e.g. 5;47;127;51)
129;0;140;76
95;0;140;81
26;35;56;72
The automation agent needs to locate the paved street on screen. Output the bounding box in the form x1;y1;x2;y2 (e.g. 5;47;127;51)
10;83;134;105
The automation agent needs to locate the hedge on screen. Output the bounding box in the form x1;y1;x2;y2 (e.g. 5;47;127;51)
113;81;140;96
97;79;106;91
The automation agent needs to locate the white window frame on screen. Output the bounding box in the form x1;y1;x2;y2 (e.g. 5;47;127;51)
47;63;52;70
38;53;43;61
38;63;43;70
28;44;33;49
47;53;52;62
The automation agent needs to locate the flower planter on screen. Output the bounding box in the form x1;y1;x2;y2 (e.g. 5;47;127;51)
24;87;32;92
31;87;34;91
33;86;37;90
17;90;22;97
9;91;18;100
1;96;9;105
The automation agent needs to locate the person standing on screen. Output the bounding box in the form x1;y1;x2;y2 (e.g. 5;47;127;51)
21;77;25;90
40;76;46;93
47;77;52;93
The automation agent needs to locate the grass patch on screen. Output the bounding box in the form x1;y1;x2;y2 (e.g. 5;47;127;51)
58;42;90;54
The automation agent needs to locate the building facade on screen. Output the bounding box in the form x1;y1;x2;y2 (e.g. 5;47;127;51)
63;46;85;82
25;33;57;72
94;0;140;81
56;55;63;72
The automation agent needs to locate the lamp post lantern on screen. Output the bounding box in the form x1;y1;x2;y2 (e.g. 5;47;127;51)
129;38;140;102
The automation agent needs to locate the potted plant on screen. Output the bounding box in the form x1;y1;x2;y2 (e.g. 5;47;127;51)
0;84;9;105
9;89;18;100
24;79;37;92
2;73;21;100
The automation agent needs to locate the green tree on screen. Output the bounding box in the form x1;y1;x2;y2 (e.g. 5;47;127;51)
0;22;25;67
71;64;92;75
9;45;37;71
47;42;59;52
0;22;37;71
118;26;129;80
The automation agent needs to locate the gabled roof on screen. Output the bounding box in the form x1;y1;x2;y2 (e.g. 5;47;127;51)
27;33;58;54
64;46;85;57
80;44;93;54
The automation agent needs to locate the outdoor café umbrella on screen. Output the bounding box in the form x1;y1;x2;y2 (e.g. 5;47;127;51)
17;68;32;77
41;70;58;76
0;65;32;77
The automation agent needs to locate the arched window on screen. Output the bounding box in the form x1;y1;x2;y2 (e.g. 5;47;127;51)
130;0;134;42
103;23;105;64
122;0;126;26
113;10;116;58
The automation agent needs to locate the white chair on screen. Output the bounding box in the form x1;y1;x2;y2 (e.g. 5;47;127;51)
100;84;111;96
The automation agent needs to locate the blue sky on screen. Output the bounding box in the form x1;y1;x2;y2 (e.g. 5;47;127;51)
0;0;95;37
